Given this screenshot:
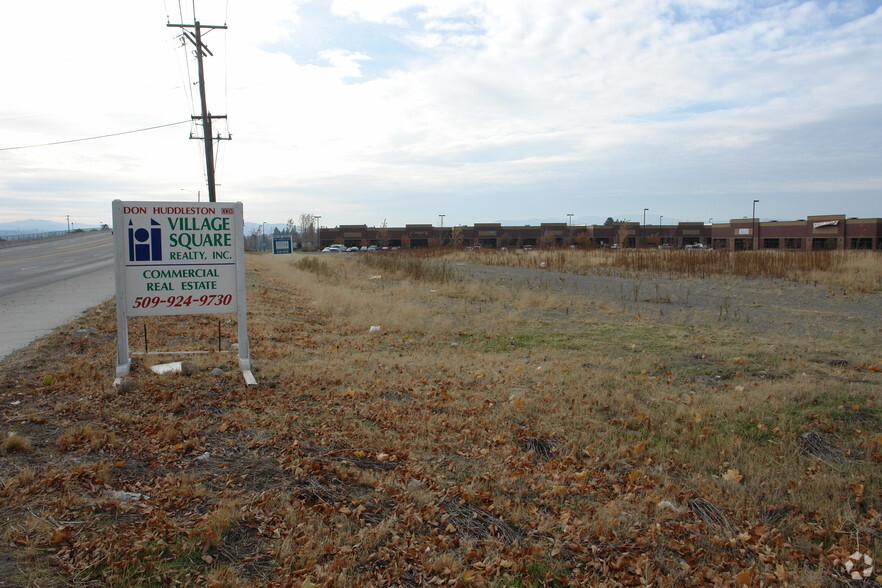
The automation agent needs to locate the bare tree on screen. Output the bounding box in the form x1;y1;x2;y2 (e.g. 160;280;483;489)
377;219;390;249
281;218;298;250
450;225;464;248
617;223;632;248
247;227;261;251
299;213;317;250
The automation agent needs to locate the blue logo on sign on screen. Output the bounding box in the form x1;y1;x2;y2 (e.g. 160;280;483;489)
128;219;163;261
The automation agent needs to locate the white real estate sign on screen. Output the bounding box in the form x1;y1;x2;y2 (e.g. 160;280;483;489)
112;200;255;385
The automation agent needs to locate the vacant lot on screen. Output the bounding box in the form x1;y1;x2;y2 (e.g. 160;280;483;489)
1;250;880;586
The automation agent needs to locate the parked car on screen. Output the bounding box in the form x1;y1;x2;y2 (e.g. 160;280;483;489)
658;243;673;250
346;246;360;252
367;245;378;252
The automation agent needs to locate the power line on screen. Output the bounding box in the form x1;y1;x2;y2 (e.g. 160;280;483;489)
0;113;48;123
172;1;198;117
0;120;191;151
161;1;192;116
167;1;206;186
168;20;230;203
166;29;205;183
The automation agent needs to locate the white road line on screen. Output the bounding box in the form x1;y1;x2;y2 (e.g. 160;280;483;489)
20;266;41;271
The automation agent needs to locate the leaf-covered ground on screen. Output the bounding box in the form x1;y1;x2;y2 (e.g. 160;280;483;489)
1;252;881;586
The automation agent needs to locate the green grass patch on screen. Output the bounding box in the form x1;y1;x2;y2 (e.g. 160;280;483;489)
78;540;204;587
495;558;570;587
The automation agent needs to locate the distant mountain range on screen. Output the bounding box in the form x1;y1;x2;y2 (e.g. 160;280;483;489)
243;222;292;236
0;219;103;236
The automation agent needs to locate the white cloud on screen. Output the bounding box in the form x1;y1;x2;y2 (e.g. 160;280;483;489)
0;0;879;227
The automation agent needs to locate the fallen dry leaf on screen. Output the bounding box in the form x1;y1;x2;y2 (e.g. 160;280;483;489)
735;568;753;586
50;526;73;544
723;469;743;483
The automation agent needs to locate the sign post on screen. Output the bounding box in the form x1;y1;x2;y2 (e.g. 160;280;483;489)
112;200;255;386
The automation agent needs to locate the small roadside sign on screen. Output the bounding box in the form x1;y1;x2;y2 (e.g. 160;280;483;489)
273;237;293;254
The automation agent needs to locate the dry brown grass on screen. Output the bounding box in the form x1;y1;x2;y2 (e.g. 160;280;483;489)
194;498;245;549
438;247;882;292
2;432;30;453
55;424;116;453
0;251;879;586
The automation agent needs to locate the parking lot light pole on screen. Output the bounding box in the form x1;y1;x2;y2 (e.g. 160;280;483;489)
567;213;573;245
752;200;759;250
315;216;321;251
643;208;648;248
439;214;445;246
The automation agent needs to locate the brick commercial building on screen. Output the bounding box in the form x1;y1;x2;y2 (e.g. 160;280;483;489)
315;214;881;251
713;215;881;251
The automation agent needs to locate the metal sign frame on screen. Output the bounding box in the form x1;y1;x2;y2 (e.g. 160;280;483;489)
112;200;255;386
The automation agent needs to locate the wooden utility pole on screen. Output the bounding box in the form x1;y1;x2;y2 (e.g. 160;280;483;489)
167;20;230;202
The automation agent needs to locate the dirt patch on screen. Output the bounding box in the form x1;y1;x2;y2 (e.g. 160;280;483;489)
0;549;24;587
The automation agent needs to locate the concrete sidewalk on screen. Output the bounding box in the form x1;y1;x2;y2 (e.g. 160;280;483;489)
0;266;114;360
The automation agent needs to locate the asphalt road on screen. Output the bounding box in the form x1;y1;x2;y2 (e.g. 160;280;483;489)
0;231;115;360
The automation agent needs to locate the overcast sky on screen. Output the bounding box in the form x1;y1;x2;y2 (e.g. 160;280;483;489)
1;0;879;228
